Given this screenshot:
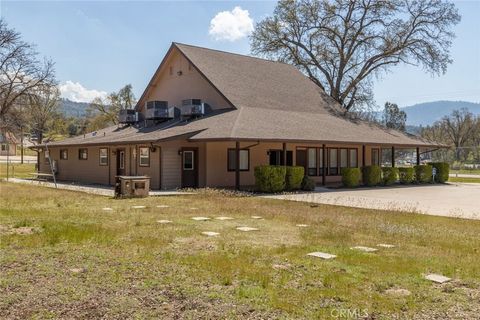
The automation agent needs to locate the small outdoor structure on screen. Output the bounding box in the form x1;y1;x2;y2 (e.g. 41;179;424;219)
115;175;150;198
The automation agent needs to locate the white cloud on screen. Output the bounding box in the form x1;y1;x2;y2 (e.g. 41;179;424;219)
209;7;254;42
59;81;108;103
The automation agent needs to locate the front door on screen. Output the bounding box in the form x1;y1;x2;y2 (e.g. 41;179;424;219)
181;148;198;188
117;148;126;176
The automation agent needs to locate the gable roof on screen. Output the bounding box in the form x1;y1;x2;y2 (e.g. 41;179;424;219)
48;42;441;148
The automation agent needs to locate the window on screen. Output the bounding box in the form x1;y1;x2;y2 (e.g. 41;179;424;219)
99;148;108;166
269;150;293;166
119;150;125;169
183;150;194;170
340;149;348;168
60;149;68;160
78;148;88;160
139;147;150;167
308;148;317;176
1;144;6;151
329;148;338;175
372;148;380;166
349;149;358;167
381;148;392;167
318;148;324;175
228;149;249;171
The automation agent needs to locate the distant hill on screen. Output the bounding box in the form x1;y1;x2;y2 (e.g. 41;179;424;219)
59;98;90;117
402;101;480;126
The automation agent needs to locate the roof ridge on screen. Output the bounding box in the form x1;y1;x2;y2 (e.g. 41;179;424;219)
173;42;289;66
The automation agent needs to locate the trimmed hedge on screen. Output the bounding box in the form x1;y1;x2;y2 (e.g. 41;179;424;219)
286;166;305;190
301;175;316;191
382;167;399;186
362;165;382;187
414;165;433;183
254;165;286;192
431;162;449;183
398;167;415;184
341;168;362;188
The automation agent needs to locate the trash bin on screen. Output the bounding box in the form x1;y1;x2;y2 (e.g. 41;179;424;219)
115;176;150;198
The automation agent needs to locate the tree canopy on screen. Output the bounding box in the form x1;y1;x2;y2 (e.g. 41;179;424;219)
251;0;460;111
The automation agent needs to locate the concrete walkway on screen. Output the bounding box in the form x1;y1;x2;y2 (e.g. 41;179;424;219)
262;183;480;220
5;178;193;197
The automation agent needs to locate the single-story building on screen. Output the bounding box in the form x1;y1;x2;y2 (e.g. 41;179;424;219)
37;43;440;190
0;131;17;156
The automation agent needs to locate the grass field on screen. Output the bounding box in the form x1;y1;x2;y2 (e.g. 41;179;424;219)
449;176;480;183
0;163;36;179
450;169;480;175
1;183;479;319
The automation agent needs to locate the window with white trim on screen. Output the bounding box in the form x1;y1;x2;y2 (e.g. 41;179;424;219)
139;147;150;167
99;148;108;166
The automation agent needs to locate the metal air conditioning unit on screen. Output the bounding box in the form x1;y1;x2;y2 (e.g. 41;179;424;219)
145;100;179;120
118;109;138;124
180;99;205;117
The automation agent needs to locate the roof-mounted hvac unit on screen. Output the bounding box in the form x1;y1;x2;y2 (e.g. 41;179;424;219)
145;100;179;120
118;109;138;124
180;99;207;117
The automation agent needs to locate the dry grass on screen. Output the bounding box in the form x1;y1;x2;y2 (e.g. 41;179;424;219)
1;182;479;319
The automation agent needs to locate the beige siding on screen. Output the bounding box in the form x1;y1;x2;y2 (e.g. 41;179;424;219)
205;141;368;187
138;48;232;115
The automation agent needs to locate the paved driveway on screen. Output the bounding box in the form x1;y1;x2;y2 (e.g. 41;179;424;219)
262;183;480;220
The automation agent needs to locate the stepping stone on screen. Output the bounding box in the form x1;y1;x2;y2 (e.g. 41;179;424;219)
351;246;378;252
307;252;336;260
156;205;170;208
272;263;291;270
425;273;451;284
132;205;146;209
251;216;263;219
157;220;172;224
201;231;220;237
296;224;309;227
69;268;86;273
102;207;113;211
215;216;234;220
385;288;411;296
377;243;395;248
191;217;210;221
236;226;259;232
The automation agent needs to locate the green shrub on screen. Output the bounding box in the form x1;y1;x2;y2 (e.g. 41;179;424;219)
341;168;362;188
362;165;382;187
301;176;316;191
254;165;286;193
285;166;305;190
382;167;399;186
414;165;433;183
431;162;449;183
398;167;415;184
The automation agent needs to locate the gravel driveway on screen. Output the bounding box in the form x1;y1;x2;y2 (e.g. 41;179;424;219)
262;183;480;220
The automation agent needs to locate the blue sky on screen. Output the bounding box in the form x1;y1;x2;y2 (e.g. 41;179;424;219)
1;1;479;109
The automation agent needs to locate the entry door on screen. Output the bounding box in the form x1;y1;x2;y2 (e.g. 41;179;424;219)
181;148;198;188
117;149;126;176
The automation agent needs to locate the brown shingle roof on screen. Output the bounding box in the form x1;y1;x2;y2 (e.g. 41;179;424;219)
48;43;441;148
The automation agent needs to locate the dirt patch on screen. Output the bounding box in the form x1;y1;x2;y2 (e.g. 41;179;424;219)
0;225;40;235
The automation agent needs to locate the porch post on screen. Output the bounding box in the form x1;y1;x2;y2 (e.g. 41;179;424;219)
362;145;366;167
391;146;395;167
322;144;326;186
282;142;287;166
416;147;420;165
235;141;240;190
